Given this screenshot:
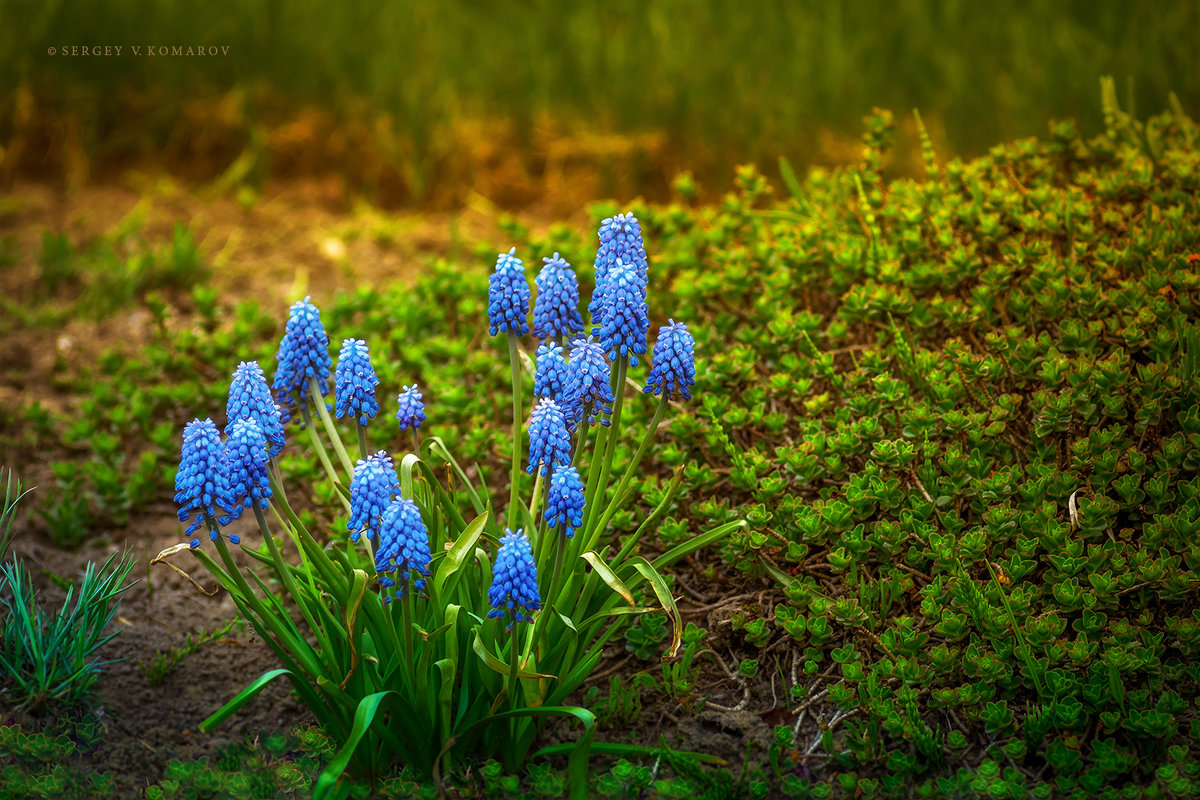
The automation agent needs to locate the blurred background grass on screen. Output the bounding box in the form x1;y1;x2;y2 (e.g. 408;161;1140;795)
0;0;1195;207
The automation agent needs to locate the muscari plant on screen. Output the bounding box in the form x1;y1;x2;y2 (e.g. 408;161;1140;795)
155;214;744;799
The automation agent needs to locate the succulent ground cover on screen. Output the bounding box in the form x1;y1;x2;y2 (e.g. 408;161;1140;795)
3;98;1200;797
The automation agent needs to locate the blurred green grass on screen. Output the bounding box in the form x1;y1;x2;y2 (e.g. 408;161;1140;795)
1;0;1196;202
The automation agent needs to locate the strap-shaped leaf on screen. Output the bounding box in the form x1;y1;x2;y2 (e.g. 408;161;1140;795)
399;452;421;501
338;569;369;689
313;691;389;800
581;551;635;605
200;668;292;732
649;520;746;571
630;559;682;659
424;436;486;514
471;630;554;679
576;605;657;629
433;512;488;597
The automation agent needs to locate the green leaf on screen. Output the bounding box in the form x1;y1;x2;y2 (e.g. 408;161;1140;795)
434;512;489;598
471;630;554;679
629;559;682;659
399;452;421;501
777;155;810;209
581;551;636;605
313;691;389;800
649;520;745;571
200;669;292;732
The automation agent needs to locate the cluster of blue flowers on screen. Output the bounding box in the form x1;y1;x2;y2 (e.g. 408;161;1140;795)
545;465;585;539
272;298;332;420
334;339;380;426
487;529;541;627
348;452;401;542
177;360;286;547
375;496;432;597
177;211;695;630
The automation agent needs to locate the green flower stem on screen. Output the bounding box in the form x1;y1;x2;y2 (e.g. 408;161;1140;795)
507;623;521;709
308;376;355;476
207;531;324;679
269;457;289;506
253;504;331;655
586;395;669;553
507;335;524;530
580;421;610;531
528;472;544;534
356;423;369;461
300;404;351;514
265;472;315;577
411;429;420;454
547;527;567;614
400;582;415;684
585;360;628;533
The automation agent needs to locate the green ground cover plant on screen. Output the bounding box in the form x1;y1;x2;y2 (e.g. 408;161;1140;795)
6;89;1200;796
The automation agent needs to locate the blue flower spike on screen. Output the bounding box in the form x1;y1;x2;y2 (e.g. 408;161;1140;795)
487;248;530;337
644;319;697;401
375;497;432;598
273;297;333;417
488;528;540;627
597;260;649;366
227;361;286;458
396;384;426;432
348;451;400;543
562;336;614;430
174;418;237;546
532;252;584;341
589;212;649;330
533;342;568;403
527;399;571;476
335;338;380;426
545;465;585;539
225;417;273;522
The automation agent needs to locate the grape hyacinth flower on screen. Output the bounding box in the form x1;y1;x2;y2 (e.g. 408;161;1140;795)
545;465;585;538
527;400;571;476
395;384;426;432
596;260;649;366
562;336;614;429
487;528;540;626
487;248;530;337
643;319;697;401
225;418;273;521
589;212;649;329
532;252;584;341
273;297;333;417
174;418;237;547
227;361;286;458
374;497;432;596
533;342;568;403
334;338;380;426
348;451;400;543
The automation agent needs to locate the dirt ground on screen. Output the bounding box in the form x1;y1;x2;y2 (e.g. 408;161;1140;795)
1;177;828;793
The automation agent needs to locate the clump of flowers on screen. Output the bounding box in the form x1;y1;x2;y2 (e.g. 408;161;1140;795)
158;211;743;798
